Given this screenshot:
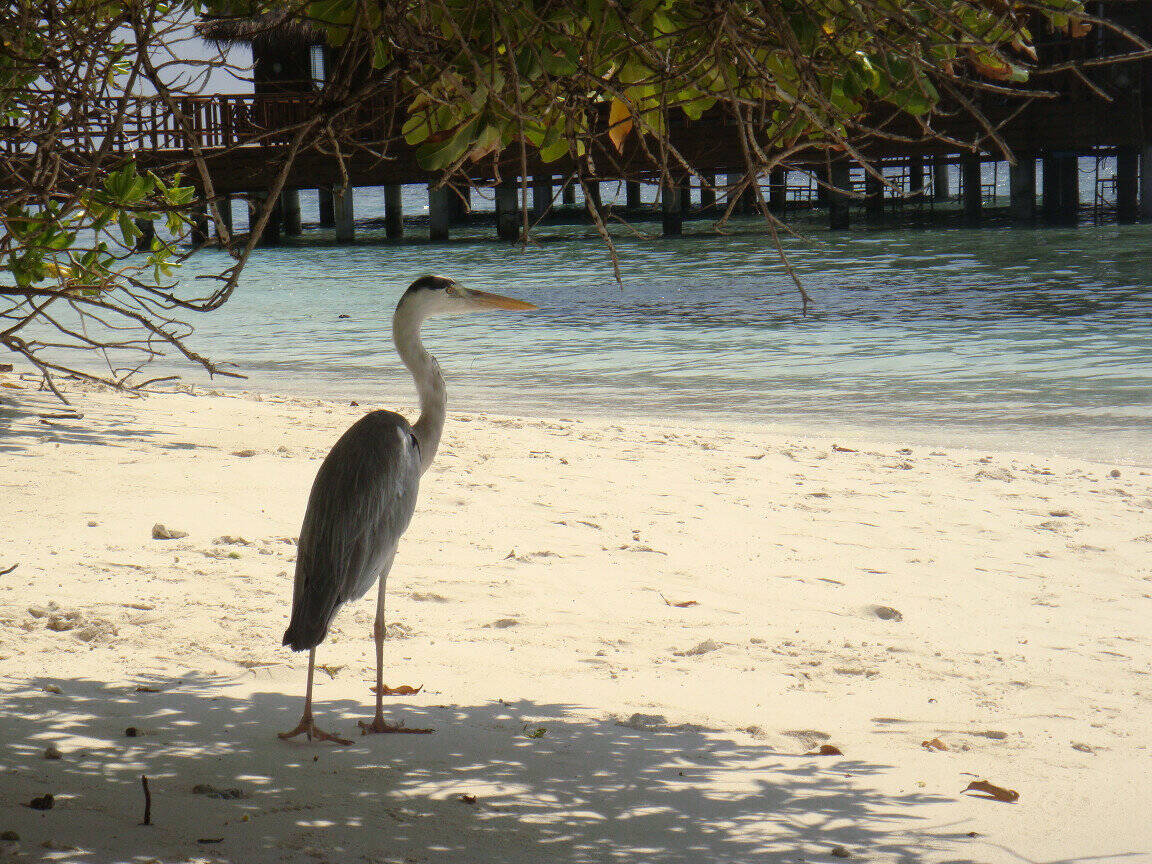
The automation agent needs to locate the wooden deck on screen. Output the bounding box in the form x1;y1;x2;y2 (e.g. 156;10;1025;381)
4;89;1149;196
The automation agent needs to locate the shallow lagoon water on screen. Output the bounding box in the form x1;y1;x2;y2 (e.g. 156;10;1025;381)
89;214;1152;461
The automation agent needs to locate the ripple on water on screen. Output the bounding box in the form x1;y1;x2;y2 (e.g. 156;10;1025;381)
49;216;1152;460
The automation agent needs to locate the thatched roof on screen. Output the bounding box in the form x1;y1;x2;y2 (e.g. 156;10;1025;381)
197;12;326;50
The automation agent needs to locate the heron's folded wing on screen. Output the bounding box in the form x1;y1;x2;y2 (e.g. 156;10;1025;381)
284;412;422;649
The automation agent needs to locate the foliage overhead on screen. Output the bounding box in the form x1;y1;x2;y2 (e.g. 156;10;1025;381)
1;0;1145;394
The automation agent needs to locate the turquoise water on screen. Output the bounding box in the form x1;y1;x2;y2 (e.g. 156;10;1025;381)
151;212;1152;461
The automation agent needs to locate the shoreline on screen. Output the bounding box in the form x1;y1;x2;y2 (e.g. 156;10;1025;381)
18;366;1151;465
1;383;1151;862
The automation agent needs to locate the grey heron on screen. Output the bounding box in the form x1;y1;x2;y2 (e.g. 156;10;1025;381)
278;274;536;744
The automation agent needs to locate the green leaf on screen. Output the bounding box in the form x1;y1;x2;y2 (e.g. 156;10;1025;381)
118;211;139;243
371;38;390;70
418;116;480;170
538;135;569;163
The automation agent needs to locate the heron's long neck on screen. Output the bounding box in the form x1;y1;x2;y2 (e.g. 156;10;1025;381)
393;307;445;474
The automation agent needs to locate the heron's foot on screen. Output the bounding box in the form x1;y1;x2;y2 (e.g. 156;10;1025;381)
358;714;435;735
278;714;352;746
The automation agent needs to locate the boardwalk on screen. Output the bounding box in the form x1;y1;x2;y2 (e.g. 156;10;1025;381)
5;85;1152;241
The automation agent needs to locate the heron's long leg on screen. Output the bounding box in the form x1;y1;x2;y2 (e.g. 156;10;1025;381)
278;648;352;745
358;559;433;735
358;577;394;733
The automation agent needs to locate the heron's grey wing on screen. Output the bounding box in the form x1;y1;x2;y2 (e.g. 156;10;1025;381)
282;411;421;651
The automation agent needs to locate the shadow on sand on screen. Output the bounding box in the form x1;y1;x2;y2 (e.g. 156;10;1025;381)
0;391;210;456
0;673;1000;864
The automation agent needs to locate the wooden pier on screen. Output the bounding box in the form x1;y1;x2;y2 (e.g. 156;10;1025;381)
6;6;1152;244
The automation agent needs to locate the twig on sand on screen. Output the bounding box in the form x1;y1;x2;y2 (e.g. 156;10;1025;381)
0;564;17;577
141;775;152;825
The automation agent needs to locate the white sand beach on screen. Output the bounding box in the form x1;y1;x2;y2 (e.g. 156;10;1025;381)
1;382;1150;863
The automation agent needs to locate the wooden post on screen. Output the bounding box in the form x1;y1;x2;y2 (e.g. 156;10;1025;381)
933;156;950;202
252;193;282;246
908;154;925;201
626;181;642;209
428;184;451;241
961;154;982;226
562;181;576;206
768;167;786;213
661;177;682;235
281;188;302;236
214;195;232;240
384;185;403;238
333;185;355;242
1141;145;1152;220
585;179;602;215
318;187;335;227
700;175;716;210
676;177;690;213
451;186;471;223
1042;153;1079;225
190;200;210;245
532;174;552;219
828;162;851;230
495;181;519;241
1116;148;1139;224
134;218;154;252
865;169;885;217
1009;155;1037;223
739;175;757;212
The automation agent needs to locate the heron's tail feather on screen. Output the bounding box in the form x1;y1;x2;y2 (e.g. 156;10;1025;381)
282;619;329;652
282;588;339;651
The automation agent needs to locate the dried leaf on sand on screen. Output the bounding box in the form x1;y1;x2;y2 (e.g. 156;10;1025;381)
964;779;1019;803
370;683;423;695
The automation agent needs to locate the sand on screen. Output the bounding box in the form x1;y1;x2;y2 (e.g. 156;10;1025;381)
1;381;1150;863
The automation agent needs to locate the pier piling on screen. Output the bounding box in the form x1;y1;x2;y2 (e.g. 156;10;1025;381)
700;174;716;210
865;170;885;217
1009;155;1037;222
933;156;950;202
1141;146;1152;220
768;168;786;213
828;163;851;230
495;182;519;241
252;192;282;245
909;155;925;201
961;154;983;226
134;218;154;252
281;188;302;236
428;184;451;241
317;187;335;228
662;178;683;235
1042;153;1079;225
384;184;403;238
214;195;232;240
532;175;552;219
333;186;355;241
1116;148;1139;223
626;181;642;209
190;200;210;245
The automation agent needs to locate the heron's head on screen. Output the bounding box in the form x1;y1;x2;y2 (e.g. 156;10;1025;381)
398;274;537;319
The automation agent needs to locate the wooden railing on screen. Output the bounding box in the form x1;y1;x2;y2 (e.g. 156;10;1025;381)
1;93;386;155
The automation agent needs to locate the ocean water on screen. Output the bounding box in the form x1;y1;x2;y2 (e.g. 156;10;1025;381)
138;201;1152;462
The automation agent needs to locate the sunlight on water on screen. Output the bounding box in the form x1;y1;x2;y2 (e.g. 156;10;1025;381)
74;217;1152;460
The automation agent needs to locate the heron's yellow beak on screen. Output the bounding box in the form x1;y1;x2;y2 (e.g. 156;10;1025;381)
465;288;537;311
